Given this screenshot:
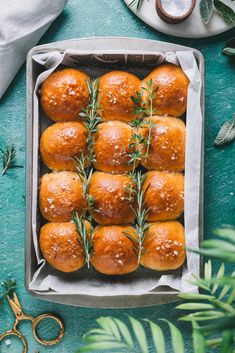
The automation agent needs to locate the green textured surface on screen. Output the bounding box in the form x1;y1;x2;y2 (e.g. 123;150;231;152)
0;0;235;352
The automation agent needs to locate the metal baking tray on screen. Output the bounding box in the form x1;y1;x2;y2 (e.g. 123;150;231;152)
26;37;204;308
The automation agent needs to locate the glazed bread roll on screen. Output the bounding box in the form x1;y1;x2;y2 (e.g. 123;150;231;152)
140;116;186;171
141;64;189;117
143;171;184;221
141;221;185;271
98;71;140;122
40;121;88;171
91;225;138;275
39;171;86;222
40;222;85;272
93;121;138;173
40;68;90;122
88;172;136;225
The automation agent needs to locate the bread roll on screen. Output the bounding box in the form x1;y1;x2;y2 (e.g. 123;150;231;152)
39;222;85;272
40;68;90;122
140;116;186;171
93;121;137;173
141;64;189;117
141;221;185;271
39;171;86;222
91;225;138;275
143;171;184;221
88;172;136;225
40;121;88;171
98;71;140;122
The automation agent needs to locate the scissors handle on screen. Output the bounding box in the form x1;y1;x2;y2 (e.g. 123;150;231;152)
0;328;27;353
32;313;64;346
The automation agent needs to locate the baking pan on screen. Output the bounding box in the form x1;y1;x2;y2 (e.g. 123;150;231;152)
26;37;204;308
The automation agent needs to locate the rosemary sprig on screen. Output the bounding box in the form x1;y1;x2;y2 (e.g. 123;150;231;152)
0;144;22;175
128;0;148;11
72;153;93;198
129;79;157;167
123;171;149;264
79;78;101;166
0;278;16;303
72;212;93;269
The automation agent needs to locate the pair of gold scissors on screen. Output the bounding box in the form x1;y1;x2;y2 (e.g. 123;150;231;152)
0;292;64;353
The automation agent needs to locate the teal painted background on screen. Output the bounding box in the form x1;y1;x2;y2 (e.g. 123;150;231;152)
0;0;235;352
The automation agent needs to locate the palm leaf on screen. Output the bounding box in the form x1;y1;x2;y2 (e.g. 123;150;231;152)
129;316;149;353
192;322;206;353
145;320;166;353
221;330;233;353
160;319;185;353
113;318;135;349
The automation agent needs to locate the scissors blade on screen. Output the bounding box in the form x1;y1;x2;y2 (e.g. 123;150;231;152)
7;293;22;317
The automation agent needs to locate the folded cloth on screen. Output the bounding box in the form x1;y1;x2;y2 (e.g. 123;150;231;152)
0;0;68;98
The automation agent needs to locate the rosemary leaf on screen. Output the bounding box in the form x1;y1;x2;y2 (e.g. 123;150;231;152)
0;144;22;175
214;113;235;146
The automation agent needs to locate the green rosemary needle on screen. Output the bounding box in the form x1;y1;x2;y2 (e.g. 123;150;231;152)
0;144;22;176
72;212;93;269
79;78;101;166
123;171;149;264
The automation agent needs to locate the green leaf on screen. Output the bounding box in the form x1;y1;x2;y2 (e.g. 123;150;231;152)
146;320;166;353
212;263;225;294
178;293;214;300
180;310;225;322
176;303;214;310
83;335;118;343
113;318;135;349
129;316;149;353
200;0;214;24
221;330;233;353
223;38;235;56
214;227;235;244
214;113;235;146
76;341;128;352
190;248;235;263
96;317;113;334
202;239;235;253
192;322;206;353
205;260;212;280
161;320;185;353
214;0;235;25
202;315;235;333
104;317;121;340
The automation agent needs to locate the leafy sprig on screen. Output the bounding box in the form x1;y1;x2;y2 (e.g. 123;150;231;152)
0;144;22;176
129;80;157;168
73;153;93;198
0;278;16;304
124;172;149;264
79;78;101;166
76;316;184;353
72;212;93;269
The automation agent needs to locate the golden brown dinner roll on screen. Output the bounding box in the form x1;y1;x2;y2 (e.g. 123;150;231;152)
141;64;189;117
98;71;141;122
40;68;90;122
39;171;86;222
39;222;85;272
140;116;186;171
88;172;136;225
143;171;184;221
91;225;138;275
141;221;185;271
40;121;88;171
93;121;137;173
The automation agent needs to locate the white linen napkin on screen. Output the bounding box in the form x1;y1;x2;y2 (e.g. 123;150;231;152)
0;0;68;98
